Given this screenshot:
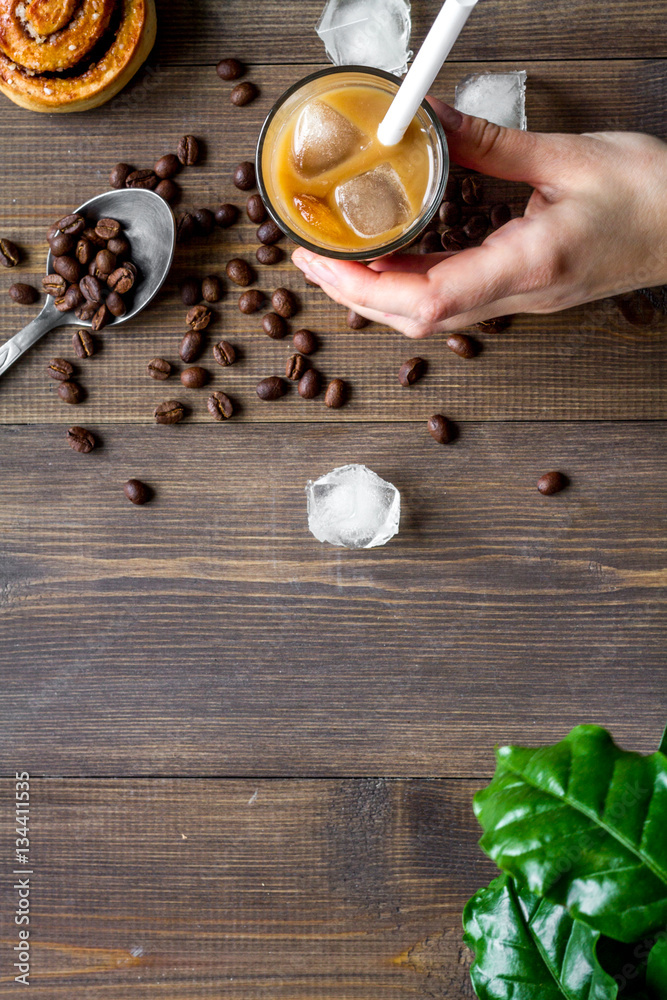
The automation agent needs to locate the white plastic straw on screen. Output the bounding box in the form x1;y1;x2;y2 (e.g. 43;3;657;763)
377;0;480;146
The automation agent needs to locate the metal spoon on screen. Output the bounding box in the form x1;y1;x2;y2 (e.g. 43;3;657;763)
0;188;175;377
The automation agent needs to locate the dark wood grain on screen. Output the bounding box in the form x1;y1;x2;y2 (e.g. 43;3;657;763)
1;422;664;777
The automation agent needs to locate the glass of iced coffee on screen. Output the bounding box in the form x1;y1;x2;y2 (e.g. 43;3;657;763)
256;66;448;261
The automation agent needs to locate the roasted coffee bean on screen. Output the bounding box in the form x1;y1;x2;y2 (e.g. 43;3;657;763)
439;200;461;226
147;357;172;380
193;208;215;237
57;380;83;404
419;231;442;254
427;414;453;444
80;275;103;303
257;219;282;245
461;175;482;205
230;81;257;106
615;292;655;326
155;178;180;204
56;213;85;237
207;390;234;420
126;168;158;190
179;330;204;363
262;312;287;339
67;426;96;453
95;249;117;276
124;479;151;504
43;273;67;297
110;162;133;188
107;264;136;294
75;301;97;322
293;328;317;354
233;161;256;191
47;357;74;381
441;227;467;252
490;203;511;229
53;255;81;283
398;357;427;386
476;315;511;334
186;304;212;330
95;218;121;241
346;309;369;330
226;258;253;286
106;291;126;317
537;471;568;496
256;244;284;265
48;230;75;256
238;289;264;314
180;366;209;389
212;340;236;366
176;213;197;243
154;400;185;424
215;203;239;228
285;353;308;380
246;194;266;223
324;378;346;408
446;333;478;359
154;153;181;179
107;236;130;259
463;213;489;241
8;282;38;304
216;57;244;80
180;277;201;306
72;329;95;358
298;368;321;399
256;376;285;401
0;237;20;267
90;303;110;330
83;226;107;248
202;275;222;303
271;286;297;318
177;134;200;166
75;237;94;266
55;284;83;312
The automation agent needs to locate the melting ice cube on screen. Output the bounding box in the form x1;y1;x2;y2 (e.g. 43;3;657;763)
454;71;527;130
306;464;400;549
293;99;364;176
293;194;347;239
335;163;410;238
316;0;412;76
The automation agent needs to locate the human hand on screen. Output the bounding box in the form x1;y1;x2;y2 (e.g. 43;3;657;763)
291;99;667;338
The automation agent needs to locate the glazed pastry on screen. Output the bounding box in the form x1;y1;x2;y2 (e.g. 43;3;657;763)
0;0;157;113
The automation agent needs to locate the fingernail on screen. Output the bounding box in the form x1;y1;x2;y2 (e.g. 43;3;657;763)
308;259;340;287
292;247;313;268
439;103;463;132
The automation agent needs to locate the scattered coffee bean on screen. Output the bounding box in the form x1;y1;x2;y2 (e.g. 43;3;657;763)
215;203;239;228
256;244;283;265
439;200;461;226
490;203;511;229
419;231;442;254
324;378;346;408
147;357;172;380
110;162;133;188
176;213;197;243
126;168;158;190
238;289;264;313
83;226;106;248
47;357;74;381
230;81;257;106
177;134;200;166
441;227;467;252
476;315;511;333
398;357;427;386
75;301;97;321
233;161;256;191
446;333;478;359
256;376;285;401
193;208;215;236
72;329;95;358
92;303;112;331
461;175;482;205
0;238;20;267
56;214;85;237
216;57;244;80
180;277;201;306
107;264;136;294
124;479;151;504
107;236;130;259
48;230;75;256
67;426;96;453
106;291;126;317
463;213;489;241
226;258;253;286
207;390;234;420
8;282;38;304
53;255;82;283
271;287;297;318
293;328;317;354
154;400;185;424
56;284;83;311
57;380;83;404
537;471;568;496
615;292;655;326
186;304;212;330
155;178;180;204
246;194;266;223
285;353;308;380
180;366;209;389
75;237;94;266
202;275;222;303
95;218;121;241
179;330;204;363
80;275;103;303
154;153;181;179
298;368;321;399
262;312;287;339
43;273;67;297
346;309;368;329
257;219;282;245
212;340;236;366
427;414;453;444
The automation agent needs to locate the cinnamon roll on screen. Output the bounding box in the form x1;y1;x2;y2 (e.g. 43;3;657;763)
0;0;157;113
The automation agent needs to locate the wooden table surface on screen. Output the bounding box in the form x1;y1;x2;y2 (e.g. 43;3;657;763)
0;2;665;997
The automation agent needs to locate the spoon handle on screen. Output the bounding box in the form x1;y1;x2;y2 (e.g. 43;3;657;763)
0;308;59;378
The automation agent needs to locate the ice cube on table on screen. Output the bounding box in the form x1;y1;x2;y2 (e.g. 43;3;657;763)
316;0;412;76
454;71;527;130
293;99;364;176
335;163;410;237
306;464;400;549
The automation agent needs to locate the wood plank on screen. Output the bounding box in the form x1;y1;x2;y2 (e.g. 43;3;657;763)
0;777;489;998
0;61;664;424
1;422;664;777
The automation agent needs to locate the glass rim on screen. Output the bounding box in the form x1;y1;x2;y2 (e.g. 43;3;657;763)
255;65;449;262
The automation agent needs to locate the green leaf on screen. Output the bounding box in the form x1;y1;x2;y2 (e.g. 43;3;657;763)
647;935;667;996
473;725;667;943
659;722;667;758
463;873;619;999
